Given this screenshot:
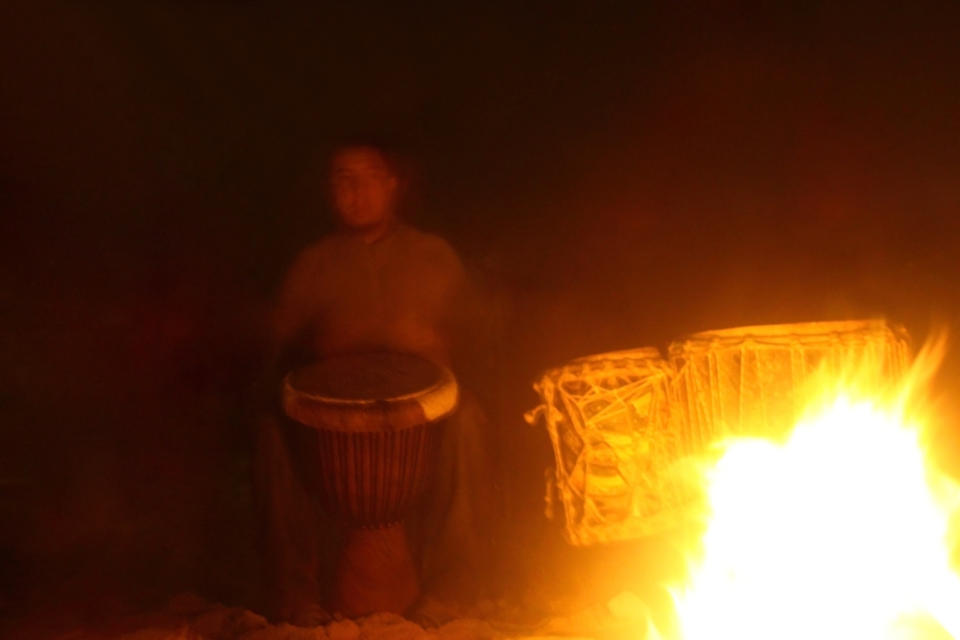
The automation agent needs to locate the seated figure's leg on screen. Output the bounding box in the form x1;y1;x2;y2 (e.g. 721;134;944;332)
417;391;499;602
253;414;328;622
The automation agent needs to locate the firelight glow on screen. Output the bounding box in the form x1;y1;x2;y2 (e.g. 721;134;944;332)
659;338;960;640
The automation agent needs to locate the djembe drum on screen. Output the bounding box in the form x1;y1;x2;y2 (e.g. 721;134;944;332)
669;319;910;445
282;352;458;617
527;348;692;545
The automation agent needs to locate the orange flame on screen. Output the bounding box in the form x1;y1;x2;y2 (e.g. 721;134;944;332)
656;335;960;640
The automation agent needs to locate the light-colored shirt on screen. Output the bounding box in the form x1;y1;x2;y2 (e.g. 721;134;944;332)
272;223;466;367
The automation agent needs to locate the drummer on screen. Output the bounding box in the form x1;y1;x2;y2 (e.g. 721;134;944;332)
271;141;464;371
257;138;491;623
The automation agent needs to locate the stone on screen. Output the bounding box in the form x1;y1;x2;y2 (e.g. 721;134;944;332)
407;596;462;628
326;618;360;640
118;626;200;640
437;618;501;640
240;622;327;640
357;612;429;640
191;606;269;639
288;604;333;628
359;612;407;627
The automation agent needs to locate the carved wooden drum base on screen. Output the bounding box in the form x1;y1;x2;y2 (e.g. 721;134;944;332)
335;523;419;617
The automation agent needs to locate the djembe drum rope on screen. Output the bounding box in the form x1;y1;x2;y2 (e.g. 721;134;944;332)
528;348;690;546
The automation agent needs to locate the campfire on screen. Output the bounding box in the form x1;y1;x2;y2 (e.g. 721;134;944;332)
661;335;960;640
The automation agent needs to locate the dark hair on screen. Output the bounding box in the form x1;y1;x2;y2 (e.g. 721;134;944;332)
328;133;407;178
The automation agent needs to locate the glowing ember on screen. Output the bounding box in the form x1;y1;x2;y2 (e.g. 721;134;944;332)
656;337;960;640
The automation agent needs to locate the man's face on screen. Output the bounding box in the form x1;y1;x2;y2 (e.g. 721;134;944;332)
330;146;398;230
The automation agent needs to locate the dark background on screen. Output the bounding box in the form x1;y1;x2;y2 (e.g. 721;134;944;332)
3;0;960;631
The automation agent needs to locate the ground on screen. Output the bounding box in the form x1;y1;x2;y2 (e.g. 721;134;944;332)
6;591;653;640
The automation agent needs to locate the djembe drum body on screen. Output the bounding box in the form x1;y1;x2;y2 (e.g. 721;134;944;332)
669;319;910;444
528;348;691;546
282;352;458;617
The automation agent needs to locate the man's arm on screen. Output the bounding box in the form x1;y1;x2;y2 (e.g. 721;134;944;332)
429;237;500;393
262;246;323;402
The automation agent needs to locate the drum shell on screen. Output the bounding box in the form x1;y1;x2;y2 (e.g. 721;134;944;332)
281;353;458;529
530;348;690;546
669;320;910;443
289;417;444;527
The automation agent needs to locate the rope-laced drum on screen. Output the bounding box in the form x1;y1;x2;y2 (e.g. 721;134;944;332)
669;319;910;444
282;352;458;616
527;348;690;546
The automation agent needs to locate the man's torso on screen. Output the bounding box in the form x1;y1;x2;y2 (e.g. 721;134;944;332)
275;224;464;366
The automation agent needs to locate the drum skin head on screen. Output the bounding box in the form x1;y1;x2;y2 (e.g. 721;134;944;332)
289;352;443;401
282;352;458;432
671;318;909;352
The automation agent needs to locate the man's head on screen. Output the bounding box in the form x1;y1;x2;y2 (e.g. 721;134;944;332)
329;143;400;237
